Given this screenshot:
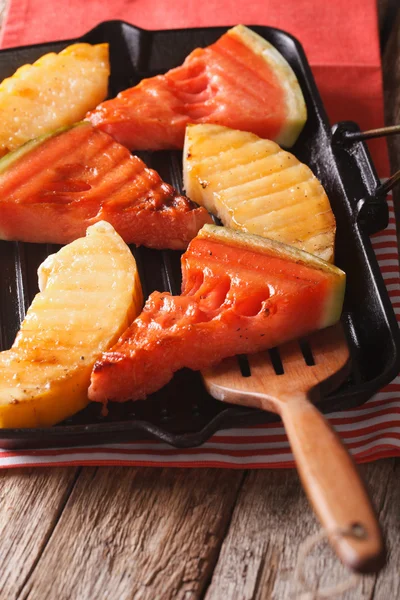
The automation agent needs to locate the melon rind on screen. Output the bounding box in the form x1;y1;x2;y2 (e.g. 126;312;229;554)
198;224;345;328
228;25;307;147
0;122;86;176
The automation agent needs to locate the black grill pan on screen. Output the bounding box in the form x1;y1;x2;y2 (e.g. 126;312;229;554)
0;21;399;449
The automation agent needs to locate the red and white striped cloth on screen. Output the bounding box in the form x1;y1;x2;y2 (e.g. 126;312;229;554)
0;0;399;468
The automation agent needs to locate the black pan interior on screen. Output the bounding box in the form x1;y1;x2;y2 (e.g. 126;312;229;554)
0;21;398;448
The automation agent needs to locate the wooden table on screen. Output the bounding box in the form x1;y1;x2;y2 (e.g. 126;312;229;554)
0;3;399;599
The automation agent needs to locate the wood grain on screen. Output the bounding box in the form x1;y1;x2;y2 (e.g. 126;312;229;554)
204;460;398;600
0;467;79;599
378;0;399;49
203;325;350;413
383;6;400;250
370;460;400;600
18;467;244;600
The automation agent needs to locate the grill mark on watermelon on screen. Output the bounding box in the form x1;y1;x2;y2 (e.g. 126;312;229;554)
211;42;284;108
172;73;209;95
92;158;152;209
34;150;131;207
3;130;114;201
170;68;211;102
78;137;132;184
1;134;81;198
89;230;340;403
104;178;184;214
0;123;212;247
86;27;305;150
168;58;204;81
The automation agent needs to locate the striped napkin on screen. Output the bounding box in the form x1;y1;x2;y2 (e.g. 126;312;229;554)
0;0;398;468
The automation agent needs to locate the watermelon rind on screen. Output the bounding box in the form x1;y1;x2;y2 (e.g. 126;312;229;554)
0;122;86;175
198;224;345;328
228;25;307;147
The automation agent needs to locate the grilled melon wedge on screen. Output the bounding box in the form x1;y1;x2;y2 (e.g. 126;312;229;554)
183;124;336;262
0;221;142;428
0;43;110;155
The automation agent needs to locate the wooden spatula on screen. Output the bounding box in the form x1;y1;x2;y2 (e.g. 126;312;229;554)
202;323;385;573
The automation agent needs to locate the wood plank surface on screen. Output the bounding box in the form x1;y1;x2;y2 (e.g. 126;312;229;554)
17;468;244;600
0;2;399;600
0;468;79;599
384;6;400;246
378;0;399;49
204;461;399;600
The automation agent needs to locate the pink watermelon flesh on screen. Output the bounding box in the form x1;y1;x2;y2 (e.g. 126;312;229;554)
87;29;298;150
88;226;344;404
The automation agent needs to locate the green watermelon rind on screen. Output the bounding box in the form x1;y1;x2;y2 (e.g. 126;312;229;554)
0;122;87;176
198;224;346;329
228;25;307;148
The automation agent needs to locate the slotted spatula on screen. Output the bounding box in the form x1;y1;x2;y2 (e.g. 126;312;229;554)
202;323;385;573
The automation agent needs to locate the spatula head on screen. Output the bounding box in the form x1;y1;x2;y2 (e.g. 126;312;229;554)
202;323;350;414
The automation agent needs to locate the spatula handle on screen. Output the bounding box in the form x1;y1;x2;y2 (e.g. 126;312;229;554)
279;394;385;573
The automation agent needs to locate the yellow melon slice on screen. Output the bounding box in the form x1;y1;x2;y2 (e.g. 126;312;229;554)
0;221;142;428
0;43;110;155
183;124;336;262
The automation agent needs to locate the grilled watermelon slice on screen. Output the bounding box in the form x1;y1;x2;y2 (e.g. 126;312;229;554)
87;25;307;151
0;122;212;248
183;124;336;262
89;225;345;404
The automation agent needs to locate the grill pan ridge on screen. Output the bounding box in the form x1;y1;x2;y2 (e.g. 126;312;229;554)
0;21;399;449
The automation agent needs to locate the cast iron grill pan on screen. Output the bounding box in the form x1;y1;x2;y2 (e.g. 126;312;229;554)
0;21;399;449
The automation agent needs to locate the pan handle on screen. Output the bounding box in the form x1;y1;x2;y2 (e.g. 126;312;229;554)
331;121;400;234
356;169;400;231
375;170;400;196
332;121;400;195
333;123;400;144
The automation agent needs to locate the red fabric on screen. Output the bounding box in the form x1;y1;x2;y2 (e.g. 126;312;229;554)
0;0;389;174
